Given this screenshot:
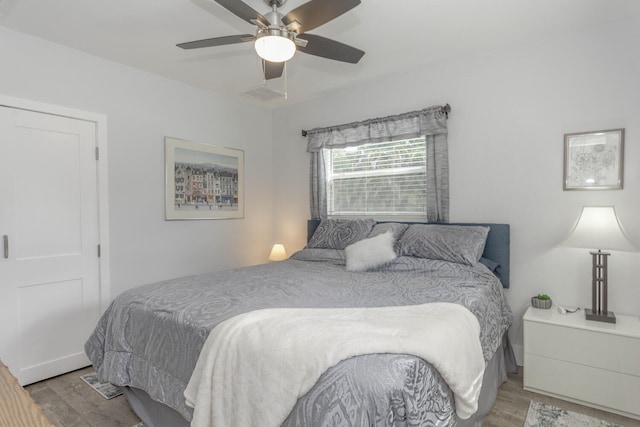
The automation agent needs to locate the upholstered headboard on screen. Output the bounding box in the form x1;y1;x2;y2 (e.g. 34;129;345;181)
307;220;510;288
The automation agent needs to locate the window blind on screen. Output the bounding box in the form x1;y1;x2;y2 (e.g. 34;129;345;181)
326;137;427;217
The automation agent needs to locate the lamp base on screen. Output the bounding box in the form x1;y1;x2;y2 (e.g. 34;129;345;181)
585;309;616;324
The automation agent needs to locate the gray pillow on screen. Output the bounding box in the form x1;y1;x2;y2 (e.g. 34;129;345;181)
307;219;376;250
368;222;409;240
479;257;500;274
368;222;409;254
397;224;490;266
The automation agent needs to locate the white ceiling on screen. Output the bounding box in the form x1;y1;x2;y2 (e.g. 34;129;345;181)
1;0;639;107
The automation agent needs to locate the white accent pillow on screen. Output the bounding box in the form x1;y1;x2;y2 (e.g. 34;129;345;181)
345;231;396;272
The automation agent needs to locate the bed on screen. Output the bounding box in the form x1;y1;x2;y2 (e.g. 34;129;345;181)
85;219;515;427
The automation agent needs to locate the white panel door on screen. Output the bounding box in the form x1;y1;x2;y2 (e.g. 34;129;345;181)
0;105;100;385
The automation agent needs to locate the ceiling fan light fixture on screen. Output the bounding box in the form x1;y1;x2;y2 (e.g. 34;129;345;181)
254;30;296;63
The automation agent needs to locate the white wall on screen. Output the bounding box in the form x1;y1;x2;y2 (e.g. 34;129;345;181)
2;17;638;364
272;20;640;363
0;27;274;299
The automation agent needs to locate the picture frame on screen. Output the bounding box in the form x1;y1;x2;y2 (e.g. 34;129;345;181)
165;137;244;220
563;128;624;190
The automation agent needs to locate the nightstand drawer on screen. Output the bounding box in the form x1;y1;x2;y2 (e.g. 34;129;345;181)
525;320;640;376
525;354;640;418
523;307;640;420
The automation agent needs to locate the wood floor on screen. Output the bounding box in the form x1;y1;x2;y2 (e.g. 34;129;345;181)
25;365;640;427
25;366;140;427
484;369;639;427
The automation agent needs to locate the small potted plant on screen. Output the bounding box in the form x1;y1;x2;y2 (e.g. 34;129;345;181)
531;294;552;309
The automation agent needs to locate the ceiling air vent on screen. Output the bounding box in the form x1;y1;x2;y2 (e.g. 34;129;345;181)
242;87;283;102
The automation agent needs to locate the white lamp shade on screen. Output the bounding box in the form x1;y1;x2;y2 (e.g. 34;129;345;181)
268;243;288;261
255;35;296;62
561;206;636;252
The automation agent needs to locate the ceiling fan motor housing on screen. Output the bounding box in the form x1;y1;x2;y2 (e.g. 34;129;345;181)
256;26;295;43
264;0;287;8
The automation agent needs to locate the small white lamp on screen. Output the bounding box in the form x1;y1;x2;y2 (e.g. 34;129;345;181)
561;206;636;323
268;243;288;262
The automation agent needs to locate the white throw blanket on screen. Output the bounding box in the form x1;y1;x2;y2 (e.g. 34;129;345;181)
184;302;484;427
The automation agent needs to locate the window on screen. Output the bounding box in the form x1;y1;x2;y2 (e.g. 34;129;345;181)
308;105;449;222
325;137;427;218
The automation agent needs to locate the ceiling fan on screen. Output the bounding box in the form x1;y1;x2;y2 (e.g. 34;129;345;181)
177;0;365;80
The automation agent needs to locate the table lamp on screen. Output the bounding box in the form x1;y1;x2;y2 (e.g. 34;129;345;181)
268;244;288;262
561;206;636;323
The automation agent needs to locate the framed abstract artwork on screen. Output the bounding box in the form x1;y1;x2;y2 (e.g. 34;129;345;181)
165;137;244;220
563;129;624;190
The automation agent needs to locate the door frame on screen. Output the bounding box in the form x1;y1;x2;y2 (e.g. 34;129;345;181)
0;94;111;312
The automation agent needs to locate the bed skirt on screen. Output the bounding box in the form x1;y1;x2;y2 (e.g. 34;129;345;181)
121;334;515;427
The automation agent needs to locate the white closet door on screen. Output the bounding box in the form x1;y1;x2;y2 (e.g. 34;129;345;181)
0;105;100;385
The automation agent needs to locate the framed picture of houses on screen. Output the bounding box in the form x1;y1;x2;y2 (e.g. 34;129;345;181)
165;137;244;220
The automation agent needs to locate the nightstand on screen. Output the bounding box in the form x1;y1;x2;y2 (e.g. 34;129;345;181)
523;306;640;420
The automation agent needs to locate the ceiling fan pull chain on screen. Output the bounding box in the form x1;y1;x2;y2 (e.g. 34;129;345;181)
262;59;266;85
284;61;288;100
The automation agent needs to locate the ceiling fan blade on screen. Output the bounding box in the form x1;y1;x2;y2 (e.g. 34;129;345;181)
283;0;360;33
177;34;253;50
296;34;364;64
214;0;270;27
262;61;285;80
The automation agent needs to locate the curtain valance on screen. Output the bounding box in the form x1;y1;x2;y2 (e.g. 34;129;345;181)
306;104;449;152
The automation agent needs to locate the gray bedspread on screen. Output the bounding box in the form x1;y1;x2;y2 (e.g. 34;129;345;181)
85;249;512;426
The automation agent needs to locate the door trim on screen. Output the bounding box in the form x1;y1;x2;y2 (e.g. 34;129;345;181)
0;94;111;312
